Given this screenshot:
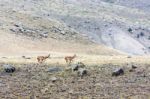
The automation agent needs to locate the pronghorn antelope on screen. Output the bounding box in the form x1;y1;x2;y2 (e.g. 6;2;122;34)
64;54;76;64
37;54;50;63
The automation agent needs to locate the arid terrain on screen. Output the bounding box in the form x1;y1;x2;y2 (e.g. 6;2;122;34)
0;61;150;99
0;55;150;99
0;0;150;99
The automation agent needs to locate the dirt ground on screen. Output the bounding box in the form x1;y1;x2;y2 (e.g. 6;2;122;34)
0;62;150;99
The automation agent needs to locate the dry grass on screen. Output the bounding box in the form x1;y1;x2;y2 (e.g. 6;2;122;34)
0;53;150;99
0;61;150;99
1;53;150;66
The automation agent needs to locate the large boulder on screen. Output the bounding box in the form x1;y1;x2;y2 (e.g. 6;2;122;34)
3;64;16;73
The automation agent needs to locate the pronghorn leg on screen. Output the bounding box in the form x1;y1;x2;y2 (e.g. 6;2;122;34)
65;59;68;63
41;59;44;63
69;60;72;64
37;58;40;63
39;59;43;63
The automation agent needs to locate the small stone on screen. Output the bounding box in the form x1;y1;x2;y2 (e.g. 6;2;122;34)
22;56;26;58
112;68;124;76
68;89;74;94
10;28;16;32
60;84;68;92
129;69;135;72
127;56;132;58
51;77;57;82
14;24;20;27
132;65;137;69
60;31;65;35
47;67;62;73
39;32;48;38
41;87;49;94
22;56;31;59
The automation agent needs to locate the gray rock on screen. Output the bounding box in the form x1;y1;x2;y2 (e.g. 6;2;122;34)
60;31;65;35
47;67;62;73
10;28;16;32
71;62;86;71
14;24;20;27
39;32;48;38
132;65;137;69
77;68;87;77
71;64;79;71
112;68;124;76
127;56;132;58
51;77;57;82
22;56;31;59
3;64;16;73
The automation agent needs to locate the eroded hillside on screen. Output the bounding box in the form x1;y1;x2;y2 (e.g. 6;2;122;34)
0;0;150;55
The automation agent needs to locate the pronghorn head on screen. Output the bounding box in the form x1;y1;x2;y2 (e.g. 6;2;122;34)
47;54;51;58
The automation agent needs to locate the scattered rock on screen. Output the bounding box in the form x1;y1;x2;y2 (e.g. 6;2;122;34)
3;64;16;73
71;64;79;71
2;57;7;59
41;87;49;94
112;68;124;76
128;28;132;32
129;65;137;72
127;56;132;58
22;56;31;59
22;56;26;58
60;84;68;92
47;67;62;73
129;69;135;72
14;24;20;27
132;65;137;69
77;68;87;77
51;77;57;82
77;79;85;82
39;32;48;38
60;31;65;35
71;62;86;71
10;28;16;32
68;89;74;94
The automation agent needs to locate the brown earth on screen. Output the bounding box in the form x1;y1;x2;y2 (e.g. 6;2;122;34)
0;63;150;99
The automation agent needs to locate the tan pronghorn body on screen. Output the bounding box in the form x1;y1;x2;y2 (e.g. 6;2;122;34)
64;54;76;64
37;54;50;63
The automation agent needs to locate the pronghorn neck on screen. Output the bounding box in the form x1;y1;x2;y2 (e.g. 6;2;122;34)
73;54;76;58
45;54;50;58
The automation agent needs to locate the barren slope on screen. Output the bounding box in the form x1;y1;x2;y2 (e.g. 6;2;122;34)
0;6;122;56
0;0;150;55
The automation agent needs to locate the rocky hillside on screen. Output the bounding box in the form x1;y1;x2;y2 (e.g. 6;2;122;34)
0;0;150;55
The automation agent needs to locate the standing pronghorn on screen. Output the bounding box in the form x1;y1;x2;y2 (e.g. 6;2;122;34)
37;54;50;63
64;54;76;64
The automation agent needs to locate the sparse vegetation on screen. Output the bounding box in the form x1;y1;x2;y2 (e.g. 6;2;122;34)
0;62;149;99
0;0;150;99
140;32;144;36
128;28;133;33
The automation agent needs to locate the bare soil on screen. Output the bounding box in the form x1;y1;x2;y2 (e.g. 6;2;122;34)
0;63;149;99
